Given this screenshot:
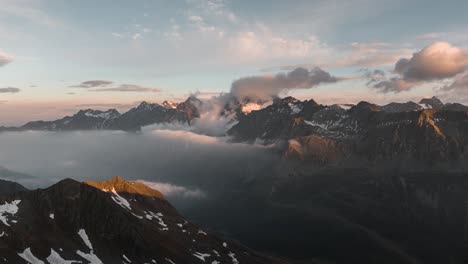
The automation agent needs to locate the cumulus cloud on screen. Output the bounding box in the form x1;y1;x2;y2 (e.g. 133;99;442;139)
230;67;337;102
0;52;14;67
0;87;21;93
370;42;468;93
138;180;206;199
89;84;162;93
395;42;468;81
70;80;113;88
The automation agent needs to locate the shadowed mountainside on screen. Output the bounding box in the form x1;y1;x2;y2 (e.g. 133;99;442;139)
0;177;286;264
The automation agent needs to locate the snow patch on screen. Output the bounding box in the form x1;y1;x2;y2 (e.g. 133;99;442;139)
47;249;81;264
0;200;21;226
76;250;103;264
110;188;132;210
165;258;176;264
78;229;93;250
289;103;302;114
228;252;239;264
18;248;44;264
193;252;211;262
76;230;102;264
144;211;167;227
122;254;131;263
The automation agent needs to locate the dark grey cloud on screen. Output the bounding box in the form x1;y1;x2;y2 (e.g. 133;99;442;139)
70;80;113;88
0;87;21;93
89;84;162;93
370;42;468;93
230;67;338;102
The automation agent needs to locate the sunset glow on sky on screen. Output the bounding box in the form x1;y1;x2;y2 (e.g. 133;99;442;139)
0;0;468;125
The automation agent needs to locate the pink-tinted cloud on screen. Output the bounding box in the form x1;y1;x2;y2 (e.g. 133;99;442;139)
0;51;14;67
89;84;162;93
371;42;468;93
395;42;468;81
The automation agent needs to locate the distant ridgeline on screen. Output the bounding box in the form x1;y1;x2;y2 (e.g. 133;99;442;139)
1;95;467;165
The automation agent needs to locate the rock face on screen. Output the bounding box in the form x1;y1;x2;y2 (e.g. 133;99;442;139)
419;96;445;109
0;179;28;195
228;97;468;164
106;101;189;131
0;177;284;264
265;169;468;264
381;101;423;112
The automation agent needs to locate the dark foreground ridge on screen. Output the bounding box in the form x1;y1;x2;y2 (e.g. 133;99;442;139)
0;176;285;264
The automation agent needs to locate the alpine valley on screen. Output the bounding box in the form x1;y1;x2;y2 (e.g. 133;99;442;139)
1;95;468;264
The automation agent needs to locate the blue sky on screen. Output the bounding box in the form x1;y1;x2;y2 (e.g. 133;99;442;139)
0;0;468;124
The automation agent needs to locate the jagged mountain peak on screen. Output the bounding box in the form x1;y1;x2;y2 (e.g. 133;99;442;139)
381;101;423;112
84;176;164;199
162;100;178;109
76;108;120;118
135;101;159;110
350;101;382;113
0;177;282;263
275;96;300;104
419;96;444;109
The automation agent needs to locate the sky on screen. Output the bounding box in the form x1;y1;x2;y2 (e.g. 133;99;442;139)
0;0;468;125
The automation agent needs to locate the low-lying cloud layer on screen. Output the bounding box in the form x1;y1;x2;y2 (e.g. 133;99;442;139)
0;130;281;202
138;180;206;199
230;67;337;102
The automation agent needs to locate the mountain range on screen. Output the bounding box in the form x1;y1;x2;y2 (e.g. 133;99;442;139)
0;176;284;264
226;96;468;164
1;95;467;165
